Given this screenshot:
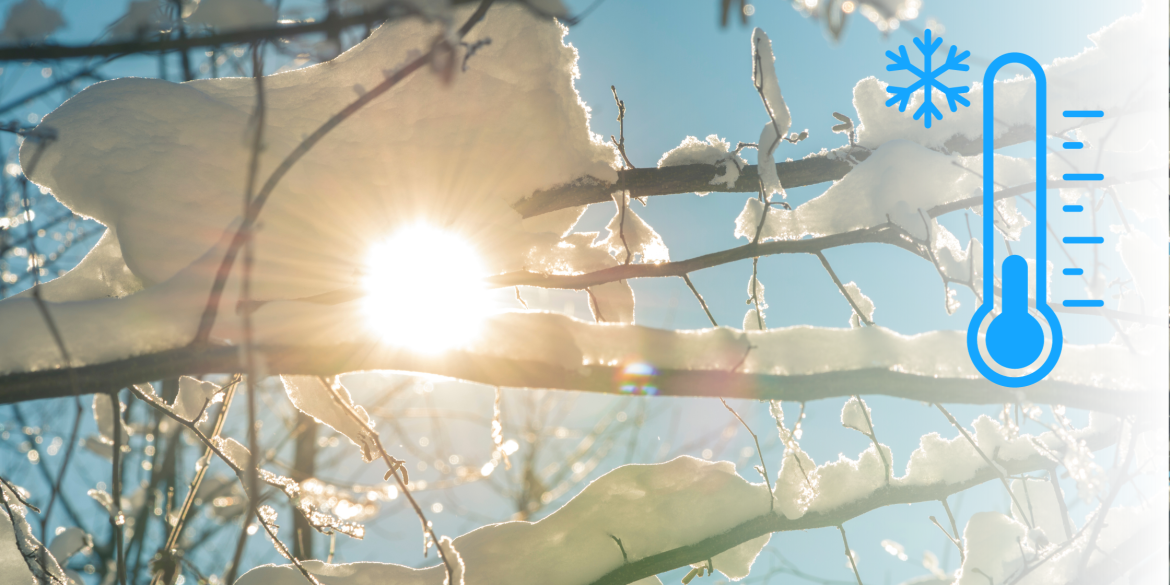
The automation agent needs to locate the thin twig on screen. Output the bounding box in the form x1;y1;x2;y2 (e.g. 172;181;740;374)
681;274;717;327
934;403;1034;529
110;390;126;585
815;251;872;326
838;524;863;585
719;399;773;511
940;498;964;564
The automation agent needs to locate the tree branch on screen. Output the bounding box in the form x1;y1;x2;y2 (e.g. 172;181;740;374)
584;422;1124;585
0;340;1150;414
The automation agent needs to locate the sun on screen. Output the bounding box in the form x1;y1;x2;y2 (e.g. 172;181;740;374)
362;225;492;352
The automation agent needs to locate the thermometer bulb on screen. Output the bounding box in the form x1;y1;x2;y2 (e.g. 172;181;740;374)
984;255;1044;369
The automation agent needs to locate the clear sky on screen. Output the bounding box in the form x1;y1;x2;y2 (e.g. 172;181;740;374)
0;0;1151;583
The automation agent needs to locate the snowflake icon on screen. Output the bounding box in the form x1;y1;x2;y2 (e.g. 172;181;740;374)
884;29;971;128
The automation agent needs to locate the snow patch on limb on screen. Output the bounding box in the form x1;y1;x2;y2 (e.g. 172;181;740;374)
281;375;379;462
751;28;791;200
0;481;67;584
172;376;223;424
0;0;65;43
839;283;874;328
806;443;892;514
733;140;1031;242
840;396;873;434
597;191;669;265
14;228;144;302
241;457;765;584
214;436;252;470
657;135;746;192
22;4;616;302
742;275;767;331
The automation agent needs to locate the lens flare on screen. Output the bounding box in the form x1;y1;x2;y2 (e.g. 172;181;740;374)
362;225;490;352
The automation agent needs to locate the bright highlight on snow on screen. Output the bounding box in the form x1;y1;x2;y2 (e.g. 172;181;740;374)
362;225;491;352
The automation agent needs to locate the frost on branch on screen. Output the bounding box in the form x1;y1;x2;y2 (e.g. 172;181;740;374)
742;274;767;331
838;282;874;328
0;481;68;584
840;396;873;434
734;140;1032;242
281;375;379;462
657;134;746;192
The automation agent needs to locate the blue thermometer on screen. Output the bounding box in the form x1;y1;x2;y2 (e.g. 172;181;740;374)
966;53;1063;388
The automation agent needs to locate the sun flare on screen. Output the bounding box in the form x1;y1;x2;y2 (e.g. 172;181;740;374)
362;225;491;352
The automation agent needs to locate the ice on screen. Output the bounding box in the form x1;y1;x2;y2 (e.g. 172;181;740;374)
281;376;380;462
241;456;765;584
751;29;791;200
186;0;277;30
588;281;635;324
840;396;872;434
596;191;669;265
0;0;64;44
657;135;746;192
48;527;90;585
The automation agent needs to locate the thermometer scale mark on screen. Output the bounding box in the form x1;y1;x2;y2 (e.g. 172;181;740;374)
1059;109;1105;309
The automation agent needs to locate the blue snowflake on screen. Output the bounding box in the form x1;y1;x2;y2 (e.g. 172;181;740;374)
884;29;971;128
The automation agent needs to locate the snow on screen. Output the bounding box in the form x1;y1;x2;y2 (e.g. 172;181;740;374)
14;228;144;302
0;481;67;585
172;375;223;423
596;191;669;265
840;396;872;434
92;393;129;445
955;512;1029;585
281;375;380;462
733;140;1033;242
657;135;746;192
839;282;874;328
19;3;615;302
186;0;276;30
1009;478;1068;544
742;275;767;331
751;28;790;200
0;0;64;44
240;456;765;585
215;436;252;470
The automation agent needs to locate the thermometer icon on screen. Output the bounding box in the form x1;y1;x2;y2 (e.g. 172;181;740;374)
966;52;1090;388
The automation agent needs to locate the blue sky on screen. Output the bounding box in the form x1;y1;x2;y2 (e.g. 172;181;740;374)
0;1;1153;583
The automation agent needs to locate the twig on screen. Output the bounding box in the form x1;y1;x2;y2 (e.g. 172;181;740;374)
934;403;1034;529
719;399;773;511
110;390;126;585
681;274;717;327
609;85;634;170
1047;468;1073;541
930;513;964;564
149;376;242;585
850;395;889;483
815;252;872;326
838;525;863;585
315;376;454;583
941;498;964;564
